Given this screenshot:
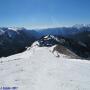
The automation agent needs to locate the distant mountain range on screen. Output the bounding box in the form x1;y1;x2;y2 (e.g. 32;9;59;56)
0;25;90;57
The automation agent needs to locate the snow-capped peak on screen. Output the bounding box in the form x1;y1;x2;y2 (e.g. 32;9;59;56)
8;27;26;31
44;35;57;40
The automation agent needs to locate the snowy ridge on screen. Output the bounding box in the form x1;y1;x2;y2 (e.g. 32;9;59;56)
0;45;90;90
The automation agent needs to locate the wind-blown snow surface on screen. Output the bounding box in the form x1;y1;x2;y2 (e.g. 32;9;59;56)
0;45;90;90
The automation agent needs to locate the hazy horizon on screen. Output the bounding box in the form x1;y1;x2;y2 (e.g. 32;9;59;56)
0;24;90;30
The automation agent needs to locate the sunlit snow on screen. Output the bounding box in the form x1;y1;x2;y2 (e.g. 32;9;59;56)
0;45;90;90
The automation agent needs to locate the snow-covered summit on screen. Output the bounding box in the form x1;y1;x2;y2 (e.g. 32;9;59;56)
0;45;90;90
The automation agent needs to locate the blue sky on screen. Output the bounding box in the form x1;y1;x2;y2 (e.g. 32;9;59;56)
0;0;90;28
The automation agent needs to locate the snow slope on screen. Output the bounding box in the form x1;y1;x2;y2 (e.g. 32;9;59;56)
0;45;90;90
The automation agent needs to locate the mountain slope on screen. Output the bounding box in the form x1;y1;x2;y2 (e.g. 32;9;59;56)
0;26;90;57
0;45;90;90
0;28;40;57
52;45;80;59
